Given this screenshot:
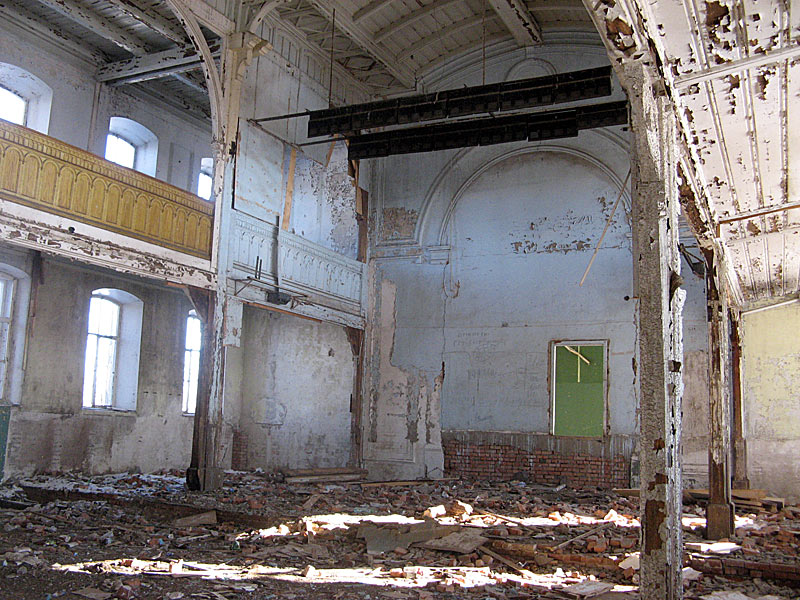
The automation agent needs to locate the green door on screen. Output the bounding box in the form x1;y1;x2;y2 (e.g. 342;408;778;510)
553;344;605;437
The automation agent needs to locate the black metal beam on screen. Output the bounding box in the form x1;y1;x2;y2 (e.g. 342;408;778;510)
307;66;613;138
346;100;628;160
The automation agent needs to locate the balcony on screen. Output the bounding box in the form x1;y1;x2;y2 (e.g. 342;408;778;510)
0;120;213;259
230;212;366;321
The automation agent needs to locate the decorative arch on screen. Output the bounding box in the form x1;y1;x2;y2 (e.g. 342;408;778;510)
415;132;631;249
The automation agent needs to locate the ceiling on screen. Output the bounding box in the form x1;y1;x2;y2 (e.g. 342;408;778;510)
613;0;799;306
2;0;797;305
1;0;596;116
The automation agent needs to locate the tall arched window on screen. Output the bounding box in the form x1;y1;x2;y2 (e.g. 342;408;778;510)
182;310;202;414
0;62;53;133
83;294;120;408
105;117;158;177
82;288;143;411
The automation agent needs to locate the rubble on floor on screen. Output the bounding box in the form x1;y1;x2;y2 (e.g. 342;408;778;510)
0;472;797;599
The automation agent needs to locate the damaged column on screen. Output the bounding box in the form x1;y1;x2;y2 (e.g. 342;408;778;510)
704;251;734;539
629;65;685;600
170;0;268;490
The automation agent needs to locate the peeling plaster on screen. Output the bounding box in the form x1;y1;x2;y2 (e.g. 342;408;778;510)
382;207;419;241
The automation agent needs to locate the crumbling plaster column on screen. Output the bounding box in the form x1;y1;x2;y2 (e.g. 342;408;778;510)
705;253;735;539
169;0;269;491
629;65;685;600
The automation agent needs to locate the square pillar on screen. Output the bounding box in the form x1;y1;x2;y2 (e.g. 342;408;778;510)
629;69;685;600
705;252;734;539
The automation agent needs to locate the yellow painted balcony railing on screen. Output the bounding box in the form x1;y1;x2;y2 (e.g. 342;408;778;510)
0;120;213;259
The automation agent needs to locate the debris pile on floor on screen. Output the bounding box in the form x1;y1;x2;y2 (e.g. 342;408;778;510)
0;472;798;599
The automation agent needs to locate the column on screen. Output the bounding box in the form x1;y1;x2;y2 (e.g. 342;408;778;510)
629;66;685;600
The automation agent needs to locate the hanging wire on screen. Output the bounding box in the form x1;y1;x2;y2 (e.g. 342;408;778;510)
482;0;487;86
328;9;336;108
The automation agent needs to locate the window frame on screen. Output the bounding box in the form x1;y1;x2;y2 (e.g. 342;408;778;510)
0;272;16;401
550;339;608;439
82;294;121;409
182;310;202;415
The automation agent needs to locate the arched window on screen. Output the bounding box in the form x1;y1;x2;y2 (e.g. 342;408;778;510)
105;117;158;177
82;288;143;411
83;294;119;408
182;310;202;414
197;157;214;201
0;62;53;133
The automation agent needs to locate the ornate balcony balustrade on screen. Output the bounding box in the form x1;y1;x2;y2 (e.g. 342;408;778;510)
231;212;366;317
0;121;213;259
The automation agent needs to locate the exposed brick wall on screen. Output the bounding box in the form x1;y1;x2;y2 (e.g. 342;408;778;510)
443;439;629;488
231;430;248;471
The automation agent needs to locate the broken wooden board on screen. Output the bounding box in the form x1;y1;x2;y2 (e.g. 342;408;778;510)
283;467;368;484
173;510;217;527
489;539;540;559
360;478;457;488
415;529;488;554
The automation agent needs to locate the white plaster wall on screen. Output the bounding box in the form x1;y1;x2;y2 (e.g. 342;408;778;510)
288;144;359;259
237;307;354;471
439;151;635;433
233;19;371;227
741;301;800;502
362;43;639;480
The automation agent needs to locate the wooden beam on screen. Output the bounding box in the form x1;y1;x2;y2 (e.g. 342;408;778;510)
674;43;800;89
374;0;461;44
353;0;394;22
729;311;749;489
96;45;217;83
33;0;150;55
104;0;188;45
397;15;500;62
173;72;207;93
185;0;234;35
487;0;543;46
306;0;416;88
